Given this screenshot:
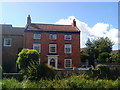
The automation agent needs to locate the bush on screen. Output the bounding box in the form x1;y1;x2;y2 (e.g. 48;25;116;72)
16;49;39;74
96;64;110;79
1;74;120;88
3;73;24;81
26;63;56;81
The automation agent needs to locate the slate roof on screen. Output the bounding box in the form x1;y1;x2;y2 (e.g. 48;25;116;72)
25;23;80;32
1;24;24;35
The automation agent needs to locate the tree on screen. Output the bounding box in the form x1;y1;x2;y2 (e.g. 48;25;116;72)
16;49;39;74
98;52;111;63
111;52;120;64
85;37;114;64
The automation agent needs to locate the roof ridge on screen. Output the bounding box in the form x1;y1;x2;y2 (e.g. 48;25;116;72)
31;23;72;26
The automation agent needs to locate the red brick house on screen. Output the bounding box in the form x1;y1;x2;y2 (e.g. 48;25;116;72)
24;15;81;69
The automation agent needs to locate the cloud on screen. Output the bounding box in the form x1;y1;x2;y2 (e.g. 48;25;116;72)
55;16;119;50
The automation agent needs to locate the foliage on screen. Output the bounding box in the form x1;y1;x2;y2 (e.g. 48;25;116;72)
84;37;114;64
111;52;120;63
98;52;111;63
1;74;120;88
80;52;89;62
96;64;110;79
26;63;56;81
16;49;39;74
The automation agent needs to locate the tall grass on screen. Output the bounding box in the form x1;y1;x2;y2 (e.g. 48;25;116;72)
1;75;120;88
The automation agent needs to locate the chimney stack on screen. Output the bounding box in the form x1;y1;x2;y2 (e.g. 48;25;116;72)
72;19;76;27
27;15;31;24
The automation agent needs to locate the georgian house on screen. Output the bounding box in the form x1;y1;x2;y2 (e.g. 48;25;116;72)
24;15;81;69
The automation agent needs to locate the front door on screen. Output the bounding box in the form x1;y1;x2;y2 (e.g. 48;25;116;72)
47;55;58;68
50;58;55;67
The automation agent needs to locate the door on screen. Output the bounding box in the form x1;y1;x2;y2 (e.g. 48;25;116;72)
50;58;55;67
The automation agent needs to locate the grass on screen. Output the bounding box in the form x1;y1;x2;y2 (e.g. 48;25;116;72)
1;74;120;89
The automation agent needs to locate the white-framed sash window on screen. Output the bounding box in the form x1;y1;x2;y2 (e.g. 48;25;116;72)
49;44;57;53
64;59;72;69
33;43;41;53
34;33;41;40
50;34;57;40
65;35;71;40
64;44;72;53
4;38;12;46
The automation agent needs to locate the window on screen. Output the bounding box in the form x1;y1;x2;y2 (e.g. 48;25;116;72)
64;44;72;53
50;34;56;40
34;33;41;40
65;35;71;40
33;43;41;53
49;44;57;53
64;59;72;68
4;38;12;46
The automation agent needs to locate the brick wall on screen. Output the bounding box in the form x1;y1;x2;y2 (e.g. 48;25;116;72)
2;24;24;72
24;31;80;69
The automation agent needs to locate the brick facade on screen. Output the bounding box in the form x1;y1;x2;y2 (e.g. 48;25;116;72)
2;24;24;72
24;31;80;69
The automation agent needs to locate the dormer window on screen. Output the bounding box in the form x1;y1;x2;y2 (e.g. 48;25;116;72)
65;35;71;40
50;34;56;40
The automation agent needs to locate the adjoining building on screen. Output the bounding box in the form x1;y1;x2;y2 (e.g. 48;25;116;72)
2;24;24;72
24;15;81;69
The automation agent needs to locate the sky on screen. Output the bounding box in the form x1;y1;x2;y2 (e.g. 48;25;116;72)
0;2;119;50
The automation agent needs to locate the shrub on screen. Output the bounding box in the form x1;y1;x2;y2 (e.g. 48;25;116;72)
26;63;56;81
2;74;120;88
96;64;110;79
16;49;39;74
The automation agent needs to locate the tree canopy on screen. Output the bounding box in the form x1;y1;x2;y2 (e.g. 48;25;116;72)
81;37;114;65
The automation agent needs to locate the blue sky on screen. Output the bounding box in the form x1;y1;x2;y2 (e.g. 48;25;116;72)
1;2;119;50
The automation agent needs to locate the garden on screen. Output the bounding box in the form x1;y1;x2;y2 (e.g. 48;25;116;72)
1;37;120;89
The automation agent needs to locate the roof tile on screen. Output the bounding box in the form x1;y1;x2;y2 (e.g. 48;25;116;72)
26;23;80;32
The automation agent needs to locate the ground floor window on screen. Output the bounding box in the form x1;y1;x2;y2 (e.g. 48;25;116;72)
64;59;72;69
33;43;41;53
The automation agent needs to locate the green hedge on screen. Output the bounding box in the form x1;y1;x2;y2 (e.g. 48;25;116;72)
3;73;24;81
1;75;120;88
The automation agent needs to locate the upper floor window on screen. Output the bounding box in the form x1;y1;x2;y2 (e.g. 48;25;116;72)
34;33;41;40
64;44;72;53
4;38;12;46
33;43;41;53
64;59;72;69
50;34;56;40
65;35;71;40
49;44;57;53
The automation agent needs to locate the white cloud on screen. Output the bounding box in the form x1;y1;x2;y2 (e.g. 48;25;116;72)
55;16;119;50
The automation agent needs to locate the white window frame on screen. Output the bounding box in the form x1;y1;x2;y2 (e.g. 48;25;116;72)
33;43;41;53
4;38;12;47
49;44;57;53
33;33;41;40
64;44;72;53
64;59;72;69
50;34;57;40
65;35;71;40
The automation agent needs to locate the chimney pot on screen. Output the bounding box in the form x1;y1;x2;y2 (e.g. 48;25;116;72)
72;19;76;27
27;15;31;24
